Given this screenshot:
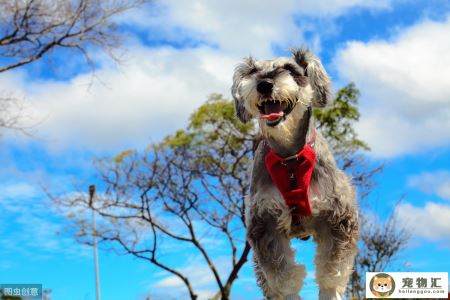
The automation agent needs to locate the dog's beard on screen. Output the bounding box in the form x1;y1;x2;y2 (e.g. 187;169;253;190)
247;86;313;131
240;73;309;126
259;103;307;135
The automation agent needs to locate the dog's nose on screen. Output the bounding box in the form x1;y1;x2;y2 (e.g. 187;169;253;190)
256;79;273;94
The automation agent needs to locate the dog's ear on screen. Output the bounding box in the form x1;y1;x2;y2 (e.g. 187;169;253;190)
231;58;254;123
292;48;331;107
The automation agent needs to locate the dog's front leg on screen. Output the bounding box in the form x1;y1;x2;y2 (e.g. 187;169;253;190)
314;213;359;300
247;209;306;300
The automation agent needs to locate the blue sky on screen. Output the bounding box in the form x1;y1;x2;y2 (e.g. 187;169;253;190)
1;0;450;299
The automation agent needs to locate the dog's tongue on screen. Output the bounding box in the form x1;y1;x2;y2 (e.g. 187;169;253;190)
260;112;284;120
260;101;284;120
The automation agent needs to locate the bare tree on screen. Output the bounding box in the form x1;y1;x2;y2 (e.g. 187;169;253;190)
55;95;256;300
0;0;148;73
347;211;410;299
0;0;149;135
0;92;27;135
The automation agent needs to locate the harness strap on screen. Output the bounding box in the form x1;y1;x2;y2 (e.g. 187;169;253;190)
264;129;317;221
279;129;316;161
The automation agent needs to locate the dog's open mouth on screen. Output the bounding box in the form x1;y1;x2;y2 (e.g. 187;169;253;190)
258;100;294;127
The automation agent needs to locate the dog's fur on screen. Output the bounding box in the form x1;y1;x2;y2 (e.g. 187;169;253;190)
232;48;359;300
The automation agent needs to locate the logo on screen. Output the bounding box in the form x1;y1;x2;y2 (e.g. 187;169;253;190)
0;284;43;300
369;273;395;298
366;272;448;299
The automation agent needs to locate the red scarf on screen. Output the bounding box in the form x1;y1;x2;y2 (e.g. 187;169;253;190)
264;131;316;220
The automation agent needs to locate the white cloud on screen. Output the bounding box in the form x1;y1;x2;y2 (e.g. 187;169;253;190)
0;46;236;150
124;0;393;56
396;202;450;242
334;15;450;157
408;171;450;200
0;0;401;152
150;1;301;57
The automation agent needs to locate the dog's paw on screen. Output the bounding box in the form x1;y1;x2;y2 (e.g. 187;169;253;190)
284;294;301;300
318;289;342;300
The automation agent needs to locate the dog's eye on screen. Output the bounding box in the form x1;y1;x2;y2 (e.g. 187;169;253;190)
283;63;303;76
248;67;258;75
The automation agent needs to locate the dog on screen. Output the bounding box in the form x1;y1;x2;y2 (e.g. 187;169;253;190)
231;48;359;300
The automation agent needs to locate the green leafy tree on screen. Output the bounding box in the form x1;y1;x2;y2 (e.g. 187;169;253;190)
55;84;406;300
315;84;408;299
314;83;382;198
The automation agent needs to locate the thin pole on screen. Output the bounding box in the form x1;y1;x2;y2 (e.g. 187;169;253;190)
89;184;101;300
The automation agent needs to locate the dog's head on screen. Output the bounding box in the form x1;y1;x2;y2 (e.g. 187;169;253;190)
231;48;331;128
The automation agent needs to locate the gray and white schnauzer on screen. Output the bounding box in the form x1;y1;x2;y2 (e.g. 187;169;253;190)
231;48;359;300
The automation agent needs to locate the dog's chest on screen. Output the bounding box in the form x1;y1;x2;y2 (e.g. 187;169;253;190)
251;182;320;237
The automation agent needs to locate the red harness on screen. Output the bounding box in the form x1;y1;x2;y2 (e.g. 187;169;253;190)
264;131;316;220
